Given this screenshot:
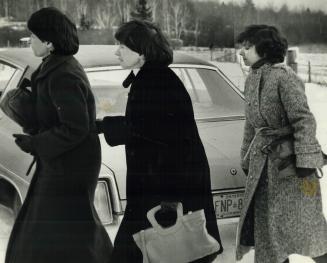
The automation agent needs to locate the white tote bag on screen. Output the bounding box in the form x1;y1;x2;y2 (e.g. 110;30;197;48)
133;203;220;263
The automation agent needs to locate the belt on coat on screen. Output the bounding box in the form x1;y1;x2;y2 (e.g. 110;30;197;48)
243;126;293;164
26;156;37;176
243;125;326;179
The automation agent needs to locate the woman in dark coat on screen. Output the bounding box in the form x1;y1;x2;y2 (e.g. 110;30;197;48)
6;8;112;263
96;20;222;263
236;25;327;263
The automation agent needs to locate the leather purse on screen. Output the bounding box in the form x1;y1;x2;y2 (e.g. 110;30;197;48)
133;203;220;263
0;84;36;129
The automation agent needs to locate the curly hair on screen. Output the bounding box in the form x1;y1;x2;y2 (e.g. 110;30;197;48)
115;19;173;66
28;7;79;55
237;25;288;63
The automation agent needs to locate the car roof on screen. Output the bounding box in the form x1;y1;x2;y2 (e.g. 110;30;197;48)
0;45;214;70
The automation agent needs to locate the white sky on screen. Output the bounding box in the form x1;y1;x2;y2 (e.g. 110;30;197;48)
217;0;327;13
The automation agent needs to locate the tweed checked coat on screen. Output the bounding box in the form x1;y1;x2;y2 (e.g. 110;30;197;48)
236;63;327;263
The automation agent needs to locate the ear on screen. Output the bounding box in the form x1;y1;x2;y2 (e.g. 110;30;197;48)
139;54;145;63
45;41;54;51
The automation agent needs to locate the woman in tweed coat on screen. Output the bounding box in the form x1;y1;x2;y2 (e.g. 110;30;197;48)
236;25;327;263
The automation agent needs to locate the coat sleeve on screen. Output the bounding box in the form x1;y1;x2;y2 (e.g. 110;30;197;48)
101;116;129;146
32;74;89;160
279;69;323;168
102;71;196;202
240;119;255;170
101;73;194;148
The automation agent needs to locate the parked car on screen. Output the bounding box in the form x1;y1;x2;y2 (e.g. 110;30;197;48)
0;45;246;243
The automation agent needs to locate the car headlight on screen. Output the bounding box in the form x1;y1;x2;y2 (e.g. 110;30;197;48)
94;179;113;224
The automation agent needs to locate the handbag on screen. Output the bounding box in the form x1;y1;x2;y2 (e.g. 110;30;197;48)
133;203;220;263
0;82;36;129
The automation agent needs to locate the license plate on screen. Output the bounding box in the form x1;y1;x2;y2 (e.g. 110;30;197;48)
213;191;244;219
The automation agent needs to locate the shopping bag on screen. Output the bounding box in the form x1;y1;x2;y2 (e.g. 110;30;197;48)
133;203;220;263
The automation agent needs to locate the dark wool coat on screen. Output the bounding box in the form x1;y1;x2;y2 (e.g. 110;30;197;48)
236;63;327;263
5;54;112;263
101;62;222;263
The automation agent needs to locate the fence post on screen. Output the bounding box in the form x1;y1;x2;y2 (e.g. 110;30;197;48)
308;61;311;83
209;43;214;61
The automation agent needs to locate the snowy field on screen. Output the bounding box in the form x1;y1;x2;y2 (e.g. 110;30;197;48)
181;48;327;88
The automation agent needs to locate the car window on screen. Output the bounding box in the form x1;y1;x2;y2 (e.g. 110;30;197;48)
87;69;130;118
87;67;244;119
0;62;16;95
172;67;245;119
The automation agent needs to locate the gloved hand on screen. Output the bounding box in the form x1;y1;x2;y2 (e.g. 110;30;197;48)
13;134;35;154
95;119;104;134
322;151;327;165
157;201;179;227
296;167;316;178
160;201;178;212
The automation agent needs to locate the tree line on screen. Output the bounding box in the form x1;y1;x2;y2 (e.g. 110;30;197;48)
0;0;326;47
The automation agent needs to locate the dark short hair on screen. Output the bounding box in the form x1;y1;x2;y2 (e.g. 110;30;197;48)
115;20;173;66
236;25;288;63
27;7;79;55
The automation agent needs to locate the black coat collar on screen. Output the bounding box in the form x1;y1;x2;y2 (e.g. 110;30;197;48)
122;62;168;88
35;54;72;81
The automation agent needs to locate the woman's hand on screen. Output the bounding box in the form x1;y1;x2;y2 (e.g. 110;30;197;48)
95;119;104;134
13;134;35;154
156;201;179;227
296;167;316;178
160;201;178;212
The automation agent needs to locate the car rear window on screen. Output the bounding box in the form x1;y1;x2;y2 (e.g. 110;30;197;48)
172;68;244;119
87;67;244;119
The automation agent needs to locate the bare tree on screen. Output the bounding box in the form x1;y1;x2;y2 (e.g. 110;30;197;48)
149;0;160;22
169;0;191;39
94;0;117;29
162;0;171;36
3;0;9;17
115;0;131;23
59;0;68;11
131;0;152;21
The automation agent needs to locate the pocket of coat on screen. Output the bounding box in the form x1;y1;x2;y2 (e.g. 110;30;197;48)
275;155;296;178
278;163;297;177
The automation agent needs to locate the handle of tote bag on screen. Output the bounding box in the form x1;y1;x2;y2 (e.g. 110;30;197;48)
146;202;184;234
